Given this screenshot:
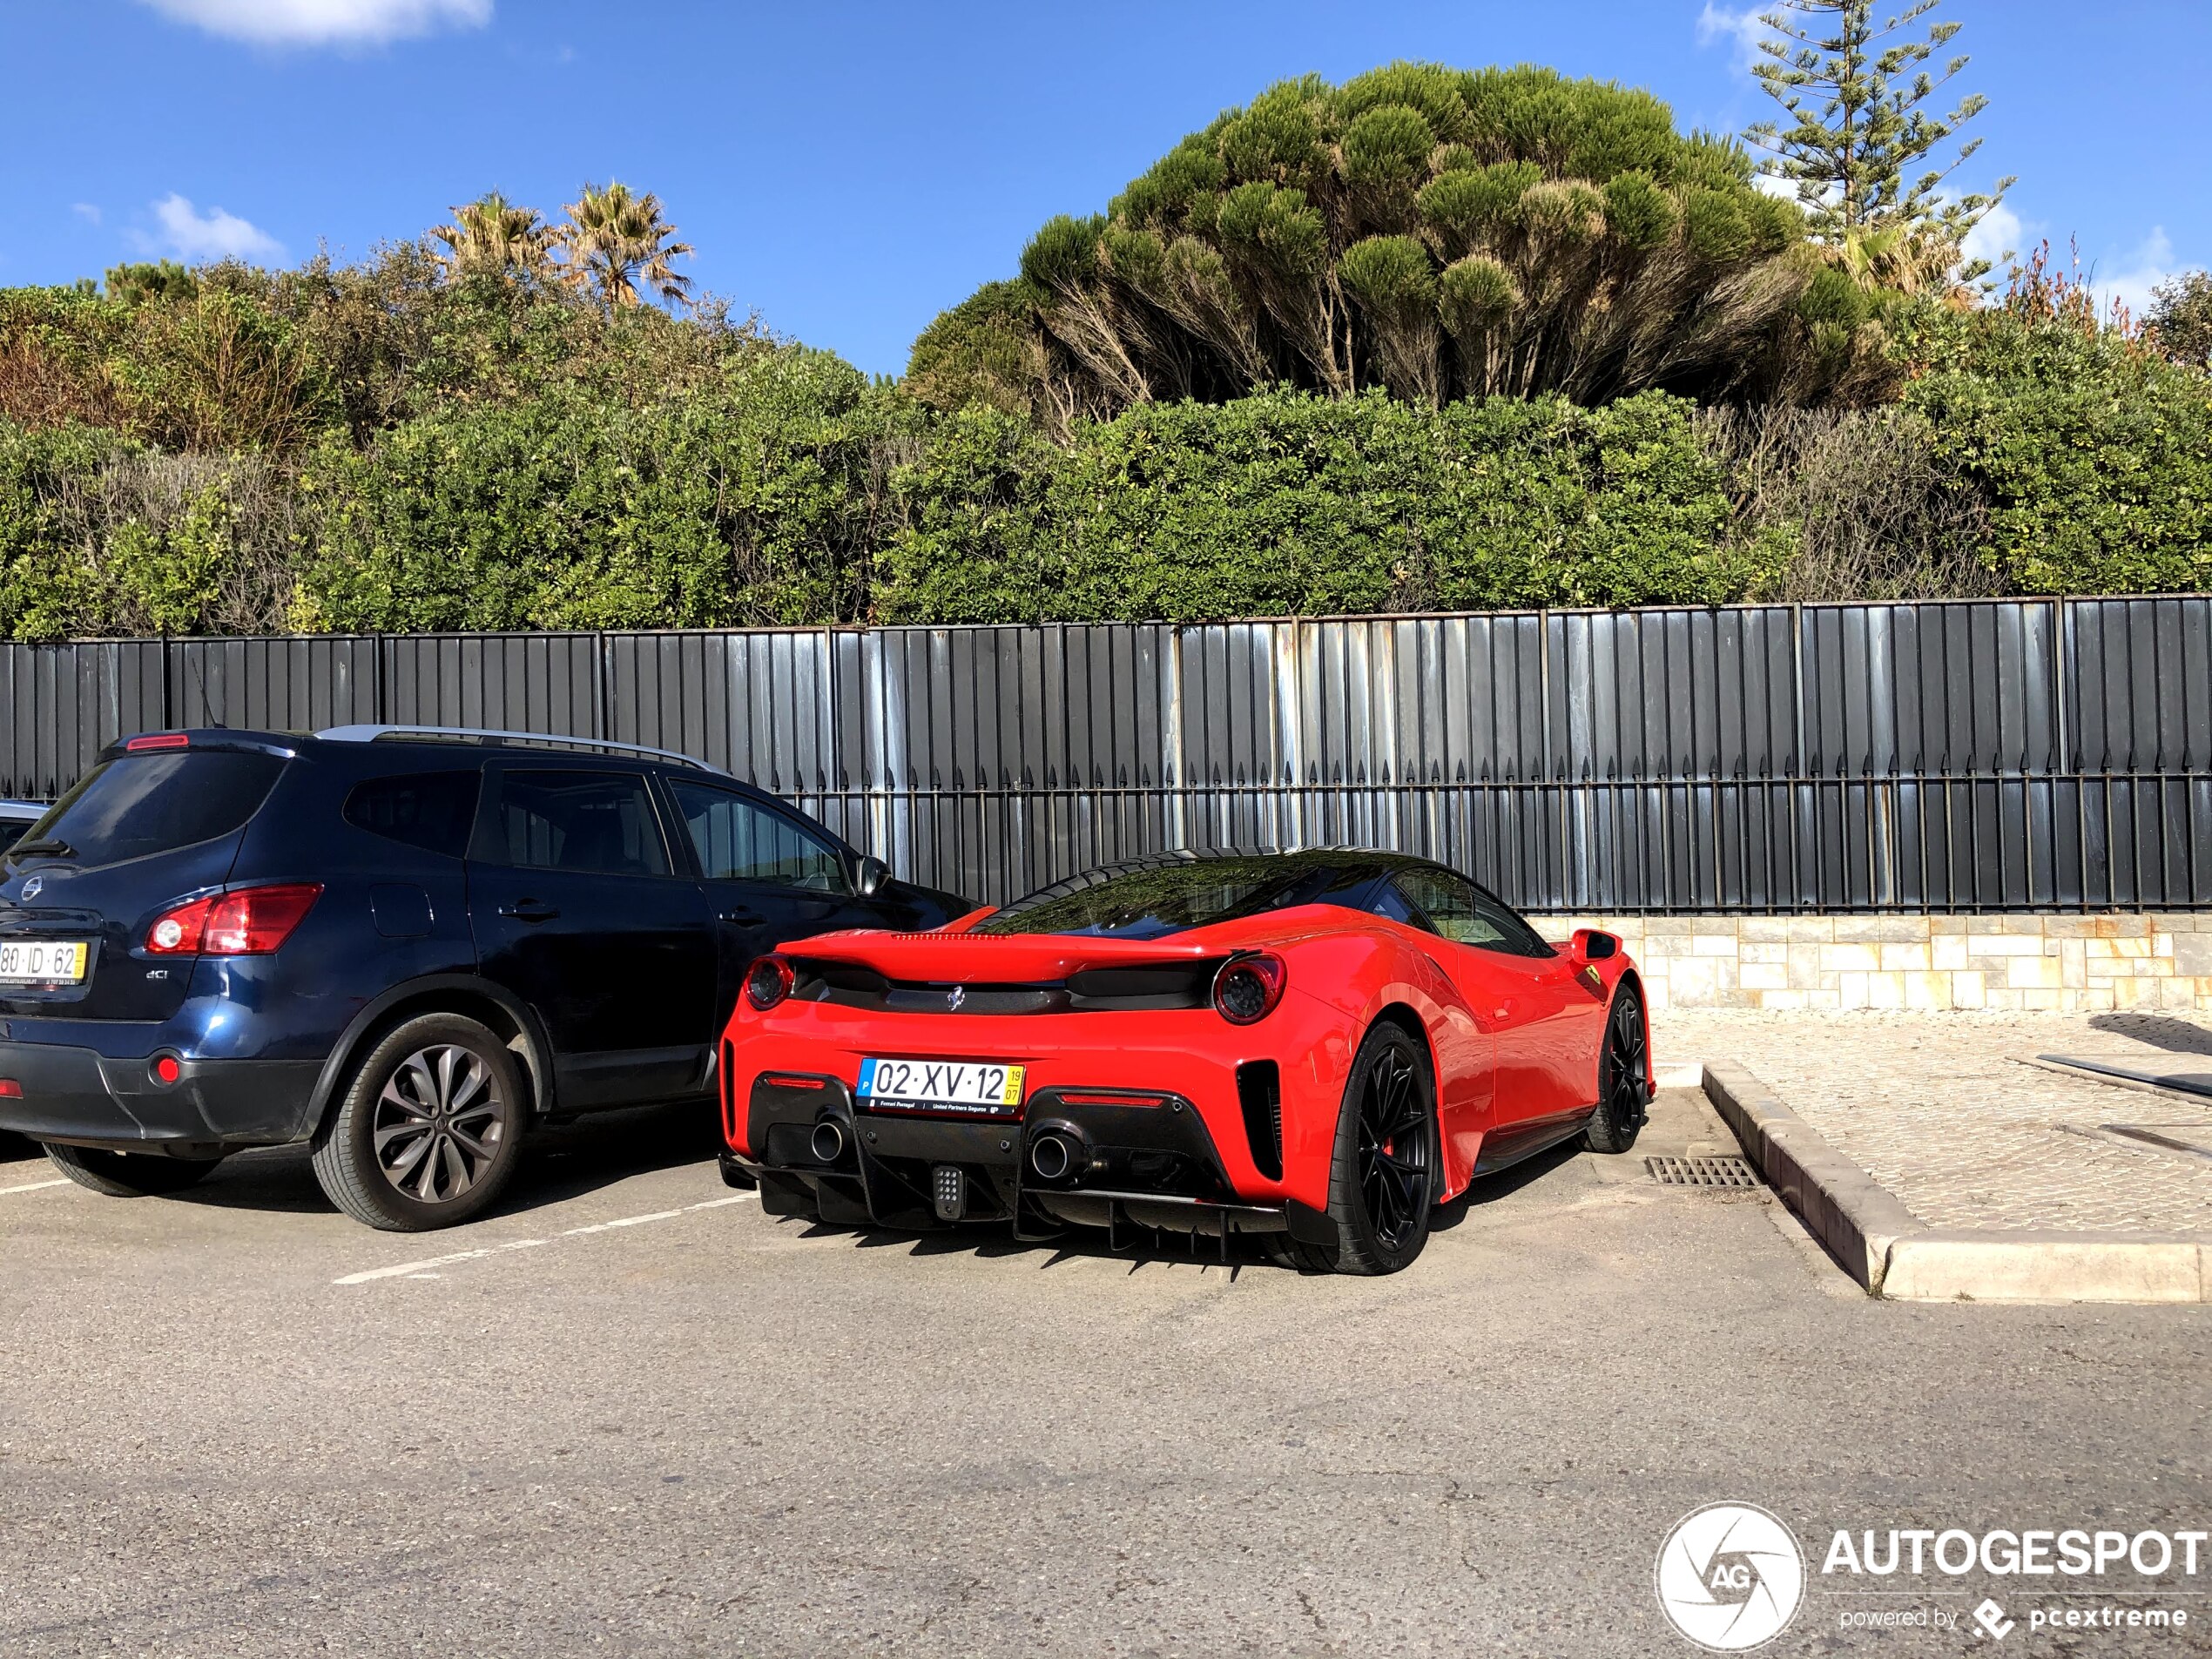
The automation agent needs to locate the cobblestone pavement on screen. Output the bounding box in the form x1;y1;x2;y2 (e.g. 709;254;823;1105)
1655;1008;2212;1235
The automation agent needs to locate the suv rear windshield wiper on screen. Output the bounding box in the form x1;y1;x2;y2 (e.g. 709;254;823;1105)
9;838;75;859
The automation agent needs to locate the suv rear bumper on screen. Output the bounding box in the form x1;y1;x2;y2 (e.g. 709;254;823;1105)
0;1040;320;1153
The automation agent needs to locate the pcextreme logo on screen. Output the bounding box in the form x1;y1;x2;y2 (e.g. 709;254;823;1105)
1656;1502;1807;1651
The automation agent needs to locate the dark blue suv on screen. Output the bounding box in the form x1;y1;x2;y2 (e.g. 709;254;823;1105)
0;726;966;1230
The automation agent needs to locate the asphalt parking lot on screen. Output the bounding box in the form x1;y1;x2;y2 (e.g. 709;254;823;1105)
3;1089;2208;1658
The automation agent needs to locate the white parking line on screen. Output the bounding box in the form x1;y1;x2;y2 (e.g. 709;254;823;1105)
0;1177;71;1197
334;1193;750;1285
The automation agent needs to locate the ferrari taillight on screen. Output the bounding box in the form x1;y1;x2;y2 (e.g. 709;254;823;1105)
145;884;322;956
745;954;795;1010
1212;951;1286;1025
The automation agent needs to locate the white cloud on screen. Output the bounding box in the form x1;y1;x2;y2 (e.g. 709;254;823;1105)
71;202;103;226
1696;3;1770;69
135;0;490;46
137;193;285;263
2087;228;2179;322
1960;200;2023;273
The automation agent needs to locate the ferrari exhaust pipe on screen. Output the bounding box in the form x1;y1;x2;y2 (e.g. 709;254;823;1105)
1028;1130;1083;1184
809;1118;846;1164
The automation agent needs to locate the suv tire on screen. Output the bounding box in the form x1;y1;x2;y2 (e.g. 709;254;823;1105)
312;1013;526;1231
44;1141;223;1197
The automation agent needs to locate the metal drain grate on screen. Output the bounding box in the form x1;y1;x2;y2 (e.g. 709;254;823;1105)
1646;1155;1761;1189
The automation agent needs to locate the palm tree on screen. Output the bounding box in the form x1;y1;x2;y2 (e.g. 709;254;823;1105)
431;192;554;283
552;182;695;310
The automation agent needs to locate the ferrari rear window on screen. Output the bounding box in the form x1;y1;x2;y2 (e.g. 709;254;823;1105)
979;854;1381;941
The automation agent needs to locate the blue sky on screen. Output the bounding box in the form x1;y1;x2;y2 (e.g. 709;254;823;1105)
3;0;2204;376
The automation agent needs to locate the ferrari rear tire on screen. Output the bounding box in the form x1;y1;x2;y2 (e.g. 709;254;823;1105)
1583;983;1650;1154
1297;1022;1438;1276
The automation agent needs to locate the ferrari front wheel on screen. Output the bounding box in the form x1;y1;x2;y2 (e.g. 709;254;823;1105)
1583;984;1649;1154
1273;1022;1437;1276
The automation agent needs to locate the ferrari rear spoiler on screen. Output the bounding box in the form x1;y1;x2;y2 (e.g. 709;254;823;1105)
783;930;1227;984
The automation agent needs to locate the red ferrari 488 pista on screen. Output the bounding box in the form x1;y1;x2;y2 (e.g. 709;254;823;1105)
716;849;1651;1274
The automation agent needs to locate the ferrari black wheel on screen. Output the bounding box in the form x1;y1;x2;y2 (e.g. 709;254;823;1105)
1280;1022;1438;1276
1583;984;1649;1154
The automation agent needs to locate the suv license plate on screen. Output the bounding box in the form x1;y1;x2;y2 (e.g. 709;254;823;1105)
858;1057;1025;1116
0;940;88;984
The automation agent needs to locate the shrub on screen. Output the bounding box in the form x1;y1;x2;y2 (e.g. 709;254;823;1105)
298;347;921;631
1898;287;2212;595
0;421;300;638
880;388;1782;622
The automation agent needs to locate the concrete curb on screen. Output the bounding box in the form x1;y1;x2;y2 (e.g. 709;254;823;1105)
1701;1062;1922;1294
1701;1061;2212;1305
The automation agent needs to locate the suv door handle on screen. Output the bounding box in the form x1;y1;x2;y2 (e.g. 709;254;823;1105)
498;901;561;924
718;908;762;924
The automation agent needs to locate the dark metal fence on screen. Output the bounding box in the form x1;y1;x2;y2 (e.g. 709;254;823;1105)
3;598;2208;913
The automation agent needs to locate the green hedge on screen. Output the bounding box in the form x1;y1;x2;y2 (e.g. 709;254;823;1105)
298;348;918;631
883;388;1783;622
1902;309;2212;595
3;300;2209;640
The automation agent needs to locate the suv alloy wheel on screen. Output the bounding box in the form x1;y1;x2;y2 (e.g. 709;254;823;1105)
311;1012;525;1231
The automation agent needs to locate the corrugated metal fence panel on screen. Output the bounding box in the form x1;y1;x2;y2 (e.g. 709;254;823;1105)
3;599;2208;910
0;640;165;799
381;634;602;737
168;637;381;732
2060;597;2212;909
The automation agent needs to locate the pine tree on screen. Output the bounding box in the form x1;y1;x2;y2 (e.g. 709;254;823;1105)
1745;0;2010;276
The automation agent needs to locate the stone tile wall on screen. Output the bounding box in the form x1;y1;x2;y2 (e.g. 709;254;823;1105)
1540;914;2212;1013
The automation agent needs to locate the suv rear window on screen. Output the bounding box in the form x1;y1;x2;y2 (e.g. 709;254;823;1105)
13;750;286;867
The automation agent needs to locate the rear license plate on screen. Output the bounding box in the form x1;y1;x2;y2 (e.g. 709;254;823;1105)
0;940;88;985
857;1057;1026;1117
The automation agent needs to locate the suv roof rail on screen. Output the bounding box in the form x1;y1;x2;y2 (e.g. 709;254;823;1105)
314;724;731;776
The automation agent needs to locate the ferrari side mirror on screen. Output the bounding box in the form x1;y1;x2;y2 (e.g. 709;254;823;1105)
1573;928;1619;962
854;854;889;898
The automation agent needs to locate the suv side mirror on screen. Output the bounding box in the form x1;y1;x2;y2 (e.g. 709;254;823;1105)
854;854;889;898
1572;927;1619;962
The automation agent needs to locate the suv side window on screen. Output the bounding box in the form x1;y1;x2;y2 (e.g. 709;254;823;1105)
667;779;849;894
484;770;671;877
1393;868;1555;958
344;771;481;859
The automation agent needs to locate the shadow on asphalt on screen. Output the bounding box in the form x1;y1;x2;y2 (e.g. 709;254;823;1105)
2087;1014;2212;1055
782;1131;1592;1277
794;1213;1282;1278
16;1099;728;1223
1440;1137;1583;1223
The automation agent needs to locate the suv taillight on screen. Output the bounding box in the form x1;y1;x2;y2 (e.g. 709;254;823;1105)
146;884;323;956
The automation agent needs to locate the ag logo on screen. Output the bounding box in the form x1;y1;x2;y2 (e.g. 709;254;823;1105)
1655;1502;1804;1651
